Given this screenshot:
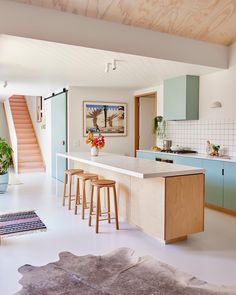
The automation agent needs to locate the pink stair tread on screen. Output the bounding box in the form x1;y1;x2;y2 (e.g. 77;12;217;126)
9;95;45;173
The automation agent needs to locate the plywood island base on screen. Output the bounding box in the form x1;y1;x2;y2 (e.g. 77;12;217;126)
73;161;204;244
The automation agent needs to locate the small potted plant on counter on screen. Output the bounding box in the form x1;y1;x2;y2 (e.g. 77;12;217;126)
0;137;13;194
86;131;105;156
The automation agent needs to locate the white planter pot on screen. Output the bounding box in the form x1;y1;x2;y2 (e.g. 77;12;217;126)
91;147;99;157
0;172;9;194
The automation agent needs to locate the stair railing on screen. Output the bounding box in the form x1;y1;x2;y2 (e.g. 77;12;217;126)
3;99;18;174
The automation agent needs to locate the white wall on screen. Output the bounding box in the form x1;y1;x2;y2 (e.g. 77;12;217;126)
26;96;52;174
135;43;236;120
68;87;134;156
0;102;9;141
134;85;164;116
199;42;236;119
25;42;236;168
135;43;236;154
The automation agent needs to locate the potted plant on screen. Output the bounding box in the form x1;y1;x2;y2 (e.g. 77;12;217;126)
86;131;105;156
0;137;13;193
153;116;166;139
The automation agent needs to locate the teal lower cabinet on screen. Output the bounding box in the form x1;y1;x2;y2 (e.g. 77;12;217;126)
201;159;224;207
136;151;157;161
137;151;236;213
223;162;236;211
173;156;202;168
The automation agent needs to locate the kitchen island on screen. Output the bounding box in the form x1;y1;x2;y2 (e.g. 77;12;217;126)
57;152;205;244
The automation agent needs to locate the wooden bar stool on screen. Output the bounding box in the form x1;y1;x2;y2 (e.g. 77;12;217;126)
89;179;119;233
75;173;98;219
62;169;84;210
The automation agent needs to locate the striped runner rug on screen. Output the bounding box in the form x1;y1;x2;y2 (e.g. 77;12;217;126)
0;210;47;238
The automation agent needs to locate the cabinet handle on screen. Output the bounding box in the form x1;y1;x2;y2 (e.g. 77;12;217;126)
222;168;224;176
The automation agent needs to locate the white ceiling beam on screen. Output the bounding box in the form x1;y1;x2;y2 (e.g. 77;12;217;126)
0;0;228;69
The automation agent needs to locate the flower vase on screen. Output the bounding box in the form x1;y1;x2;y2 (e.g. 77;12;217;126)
91;147;99;157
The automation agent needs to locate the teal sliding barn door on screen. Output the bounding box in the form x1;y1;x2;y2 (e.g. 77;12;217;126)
51;92;67;181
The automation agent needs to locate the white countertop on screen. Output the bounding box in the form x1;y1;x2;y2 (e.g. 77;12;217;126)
57;152;205;179
138;149;236;163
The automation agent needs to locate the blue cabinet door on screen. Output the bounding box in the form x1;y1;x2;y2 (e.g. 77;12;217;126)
223;162;236;211
201;159;223;207
173;156;202;168
51;92;67;181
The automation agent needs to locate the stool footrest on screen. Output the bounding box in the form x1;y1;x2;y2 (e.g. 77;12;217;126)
98;217;117;222
64;194;76;198
64;197;76;201
90;211;110;216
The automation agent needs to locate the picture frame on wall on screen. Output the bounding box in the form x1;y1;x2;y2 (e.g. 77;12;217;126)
83;101;127;137
36;96;42;123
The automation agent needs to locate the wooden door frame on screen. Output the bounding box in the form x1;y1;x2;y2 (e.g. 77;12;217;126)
134;91;157;156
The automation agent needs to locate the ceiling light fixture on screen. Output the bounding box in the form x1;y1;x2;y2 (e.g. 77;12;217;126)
105;62;110;73
105;59;117;73
112;59;116;71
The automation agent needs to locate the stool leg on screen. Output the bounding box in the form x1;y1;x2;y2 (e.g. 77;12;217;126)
74;178;80;215
78;180;81;205
107;187;111;223
99;194;102;217
89;185;94;226
96;188;100;233
62;173;67;206
82;180;86;219
68;175;72;210
113;185;119;230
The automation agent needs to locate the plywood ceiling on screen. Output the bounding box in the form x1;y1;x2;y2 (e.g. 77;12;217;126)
11;0;236;46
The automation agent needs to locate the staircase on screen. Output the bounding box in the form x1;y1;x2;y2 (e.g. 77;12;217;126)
9;95;45;173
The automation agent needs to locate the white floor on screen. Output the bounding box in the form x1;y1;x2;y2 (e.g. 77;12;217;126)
1;173;236;295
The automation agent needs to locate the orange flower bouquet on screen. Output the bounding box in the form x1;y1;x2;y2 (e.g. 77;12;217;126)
86;131;105;156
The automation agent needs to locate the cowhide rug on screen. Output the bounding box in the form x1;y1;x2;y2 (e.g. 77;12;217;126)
16;248;236;295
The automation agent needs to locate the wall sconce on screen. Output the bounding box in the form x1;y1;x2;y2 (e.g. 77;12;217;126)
210;101;222;108
1;81;8;88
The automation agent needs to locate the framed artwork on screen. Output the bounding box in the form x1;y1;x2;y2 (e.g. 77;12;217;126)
36;96;42;123
83;101;127;137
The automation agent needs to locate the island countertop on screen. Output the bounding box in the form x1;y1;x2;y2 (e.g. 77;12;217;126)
57;152;205;179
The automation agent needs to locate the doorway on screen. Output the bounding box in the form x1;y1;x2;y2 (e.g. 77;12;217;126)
51;91;68;181
134;92;157;156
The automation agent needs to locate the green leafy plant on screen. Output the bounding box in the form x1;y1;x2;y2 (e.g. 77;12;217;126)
0;138;13;175
153;116;166;139
212;144;220;153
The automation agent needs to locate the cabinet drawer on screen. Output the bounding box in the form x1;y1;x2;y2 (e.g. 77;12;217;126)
155;154;174;161
173;156;202;168
137;151;156;161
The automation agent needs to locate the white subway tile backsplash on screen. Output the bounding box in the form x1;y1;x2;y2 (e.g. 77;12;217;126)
157;119;236;157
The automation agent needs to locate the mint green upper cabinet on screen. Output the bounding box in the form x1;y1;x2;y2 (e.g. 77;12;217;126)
223;162;236;211
163;75;199;121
